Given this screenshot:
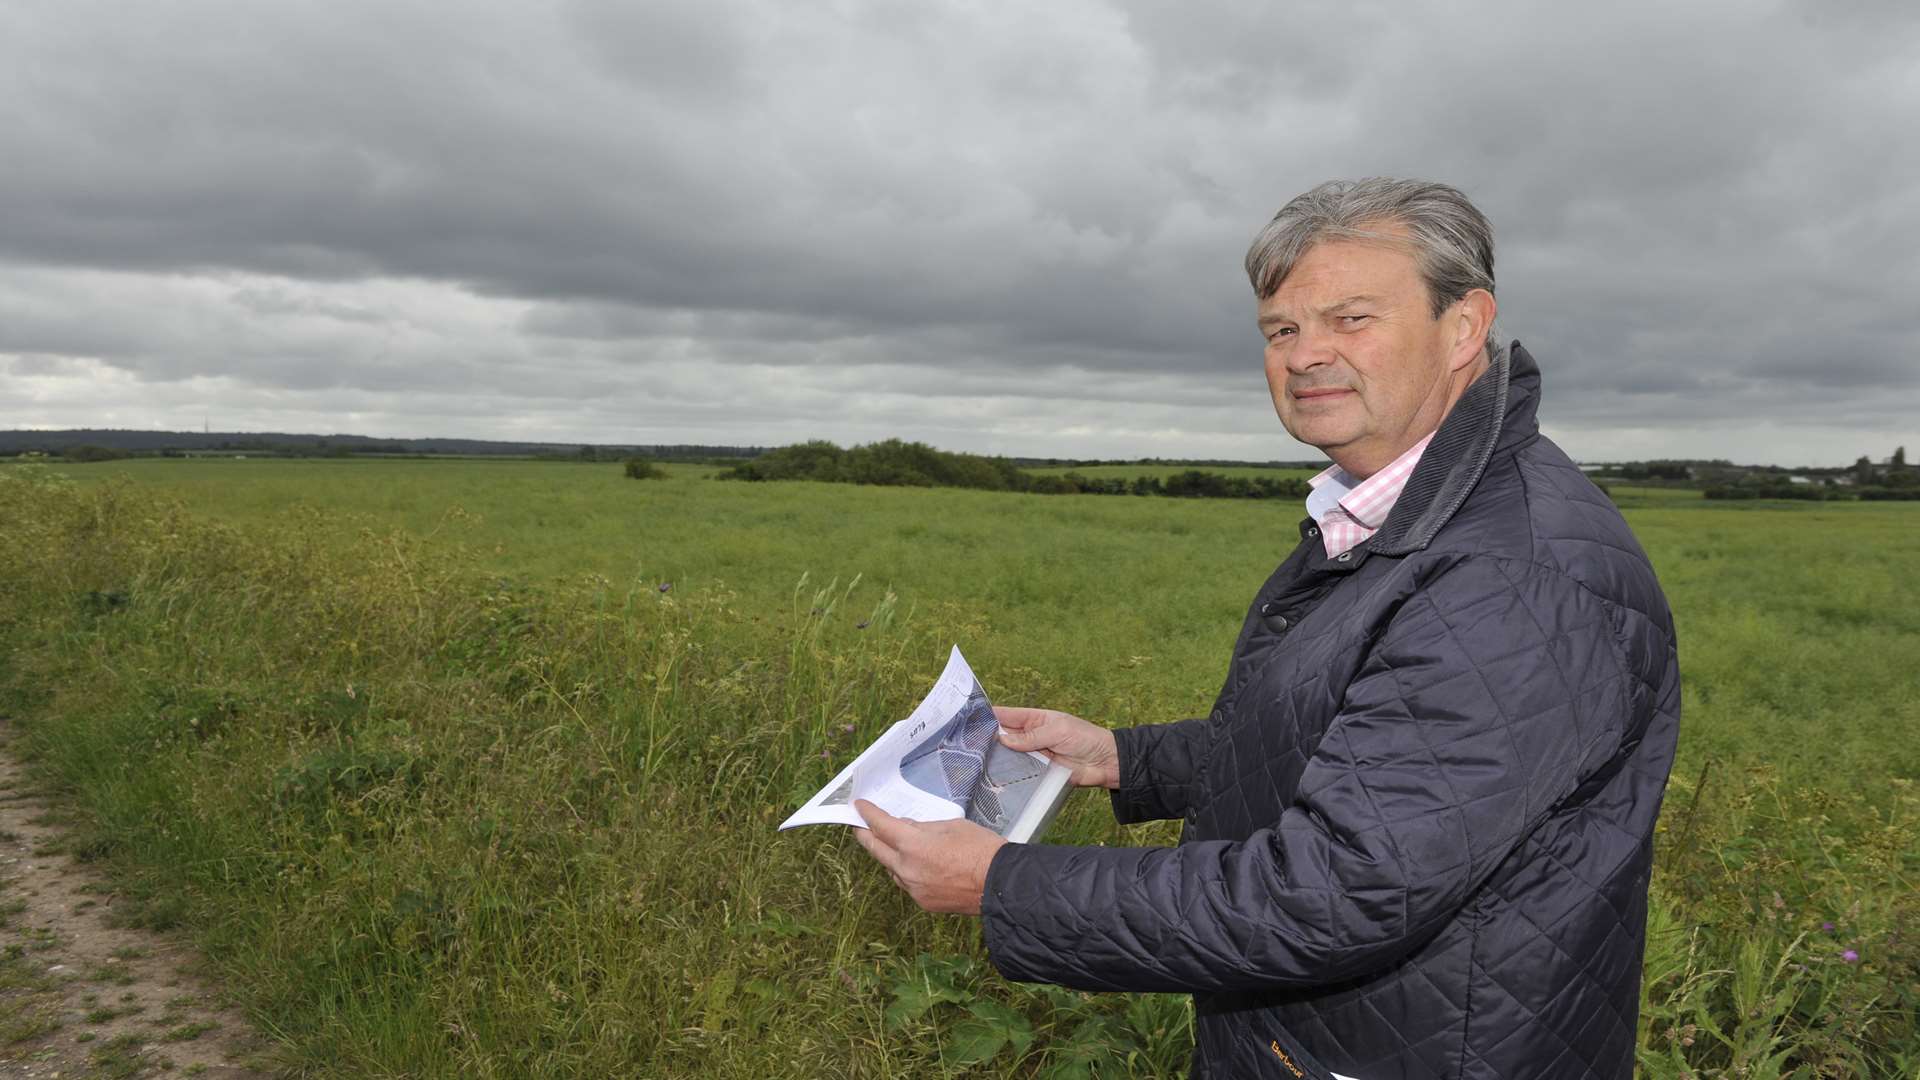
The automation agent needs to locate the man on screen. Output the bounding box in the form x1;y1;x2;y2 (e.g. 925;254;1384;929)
855;178;1680;1079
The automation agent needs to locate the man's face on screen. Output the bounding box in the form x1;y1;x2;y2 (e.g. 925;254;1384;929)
1256;232;1468;475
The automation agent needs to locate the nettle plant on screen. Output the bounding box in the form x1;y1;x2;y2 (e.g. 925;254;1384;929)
882;952;1191;1077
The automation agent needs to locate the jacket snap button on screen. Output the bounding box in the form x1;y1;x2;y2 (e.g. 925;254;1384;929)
1268;615;1290;631
1306;527;1319;538
1336;551;1353;563
1259;600;1279;616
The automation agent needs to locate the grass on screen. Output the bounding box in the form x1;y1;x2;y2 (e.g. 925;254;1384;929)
163;1020;218;1042
6;458;1918;1076
61;458;1303;726
0;943;63;1046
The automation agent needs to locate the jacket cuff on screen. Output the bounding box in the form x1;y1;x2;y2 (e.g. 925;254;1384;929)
981;839;1178;992
1108;722;1191;825
980;841;1092;986
980;842;1038;982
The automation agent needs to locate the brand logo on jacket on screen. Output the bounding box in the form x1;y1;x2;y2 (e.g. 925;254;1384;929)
1268;1039;1305;1077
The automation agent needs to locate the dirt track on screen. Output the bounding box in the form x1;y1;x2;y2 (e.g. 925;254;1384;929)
0;721;276;1078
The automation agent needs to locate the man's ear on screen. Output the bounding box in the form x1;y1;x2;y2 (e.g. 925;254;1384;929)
1448;288;1497;371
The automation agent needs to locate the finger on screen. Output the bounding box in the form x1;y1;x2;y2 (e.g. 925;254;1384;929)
992;706;1048;731
997;725;1044;752
851;815;891;853
855;800;915;847
852;821;900;870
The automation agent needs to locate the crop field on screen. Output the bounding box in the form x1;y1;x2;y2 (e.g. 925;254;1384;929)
3;458;1916;1077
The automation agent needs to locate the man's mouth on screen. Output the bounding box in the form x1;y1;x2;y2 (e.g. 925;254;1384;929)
1292;387;1354;400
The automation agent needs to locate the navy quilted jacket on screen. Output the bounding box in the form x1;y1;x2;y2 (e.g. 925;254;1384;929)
982;344;1680;1079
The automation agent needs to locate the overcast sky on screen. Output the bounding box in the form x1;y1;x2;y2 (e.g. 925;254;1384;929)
2;1;1915;465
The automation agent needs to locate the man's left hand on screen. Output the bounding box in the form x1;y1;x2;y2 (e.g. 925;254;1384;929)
853;799;1006;915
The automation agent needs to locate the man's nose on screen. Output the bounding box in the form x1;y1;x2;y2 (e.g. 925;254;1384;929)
1284;324;1338;374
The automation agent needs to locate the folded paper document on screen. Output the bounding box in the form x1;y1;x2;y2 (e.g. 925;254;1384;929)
780;646;1071;843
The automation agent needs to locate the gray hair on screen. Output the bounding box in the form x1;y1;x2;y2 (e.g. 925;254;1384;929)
1245;177;1498;359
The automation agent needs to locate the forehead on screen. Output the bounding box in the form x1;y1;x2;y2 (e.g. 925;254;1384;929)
1257;236;1425;316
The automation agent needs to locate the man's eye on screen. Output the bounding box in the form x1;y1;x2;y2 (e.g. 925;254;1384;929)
1338;315;1371;326
1267;327;1296;340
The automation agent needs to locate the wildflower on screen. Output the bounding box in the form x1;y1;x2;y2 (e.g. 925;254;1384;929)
1841;949;1859;963
842;723;855;734
658;582;672;593
1822;921;1836;933
819;748;830;760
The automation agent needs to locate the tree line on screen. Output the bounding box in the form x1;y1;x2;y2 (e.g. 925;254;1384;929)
712;439;1311;500
1705;445;1918;500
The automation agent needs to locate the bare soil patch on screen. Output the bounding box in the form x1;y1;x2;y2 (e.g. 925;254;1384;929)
0;722;276;1079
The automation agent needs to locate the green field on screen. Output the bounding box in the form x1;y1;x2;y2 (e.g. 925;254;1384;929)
3;459;1916;1076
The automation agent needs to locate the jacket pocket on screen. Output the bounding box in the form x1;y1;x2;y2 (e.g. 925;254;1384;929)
1196;1000;1351;1079
1246;1026;1343;1080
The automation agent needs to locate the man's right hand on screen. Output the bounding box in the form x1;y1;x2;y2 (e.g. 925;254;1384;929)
994;707;1120;790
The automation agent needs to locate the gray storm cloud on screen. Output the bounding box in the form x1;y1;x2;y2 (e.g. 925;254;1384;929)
1;0;1916;463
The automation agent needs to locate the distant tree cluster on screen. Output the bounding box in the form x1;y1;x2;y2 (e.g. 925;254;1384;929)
721;439;1029;490
1159;470;1310;499
719;440;1312;502
1703;483;1835;501
1841;445;1920;498
1596;461;1694;481
0;428;770;461
1026;473;1146;496
1015;455;1324;471
1851;447;1916;484
1025;471;1304;498
58;444;131;463
613;443;767;463
1706;483;1920;501
623;458;667;480
1703;445;1919;501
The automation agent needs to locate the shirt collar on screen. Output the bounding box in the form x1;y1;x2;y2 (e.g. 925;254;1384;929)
1304;432;1436;530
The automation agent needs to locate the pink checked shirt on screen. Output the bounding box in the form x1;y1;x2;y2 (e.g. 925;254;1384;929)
1305;433;1434;558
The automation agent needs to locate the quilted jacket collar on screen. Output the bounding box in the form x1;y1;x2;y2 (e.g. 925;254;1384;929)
1367;340;1539;556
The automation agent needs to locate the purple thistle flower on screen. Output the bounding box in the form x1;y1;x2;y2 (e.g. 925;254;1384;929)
1822;921;1836;933
842;723;856;734
820;748;830;760
657;582;673;593
1842;949;1859;964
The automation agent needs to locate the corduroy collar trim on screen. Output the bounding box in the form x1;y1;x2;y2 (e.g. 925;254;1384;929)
1366;341;1538;556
